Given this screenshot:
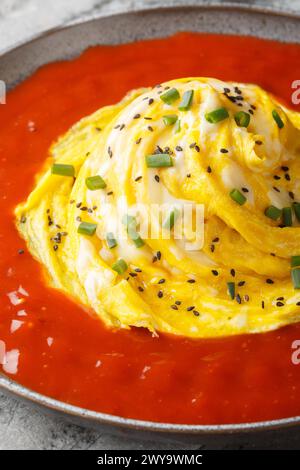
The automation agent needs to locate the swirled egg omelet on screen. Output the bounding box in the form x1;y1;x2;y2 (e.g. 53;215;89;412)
15;78;300;337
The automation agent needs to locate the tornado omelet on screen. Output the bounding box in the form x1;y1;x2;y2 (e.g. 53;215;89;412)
15;78;300;337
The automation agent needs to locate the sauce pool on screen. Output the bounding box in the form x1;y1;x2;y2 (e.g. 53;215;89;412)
1;32;300;424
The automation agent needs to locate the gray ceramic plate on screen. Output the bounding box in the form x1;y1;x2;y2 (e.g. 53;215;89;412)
1;3;300;443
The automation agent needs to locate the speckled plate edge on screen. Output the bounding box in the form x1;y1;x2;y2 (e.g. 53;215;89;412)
1;3;300;435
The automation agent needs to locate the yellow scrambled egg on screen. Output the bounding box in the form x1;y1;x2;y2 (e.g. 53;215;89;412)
15;78;300;337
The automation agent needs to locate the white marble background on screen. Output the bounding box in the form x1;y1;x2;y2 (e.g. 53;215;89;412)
0;0;299;450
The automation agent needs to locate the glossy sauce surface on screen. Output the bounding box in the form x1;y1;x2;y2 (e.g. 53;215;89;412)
1;33;300;424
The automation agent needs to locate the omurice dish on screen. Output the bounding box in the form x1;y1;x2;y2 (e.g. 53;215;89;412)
15;77;300;338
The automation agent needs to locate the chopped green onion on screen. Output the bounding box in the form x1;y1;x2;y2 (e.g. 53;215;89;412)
293;202;300;221
229;189;246;205
131;234;145;248
112;259;128;275
145;154;173;168
163;114;178;126
291;268;300;289
174;119;181;133
234;111;250;128
160;88;180;105
227;282;235;300
272;109;284;129
282;207;292;227
85;175;106;190
163;208;180;230
77;221;97;236
178;90;194;111
264;205;282;220
205;107;229;124
122;215;145;248
291;256;300;268
51;163;75;177
122;214;137;229
106;232;117;249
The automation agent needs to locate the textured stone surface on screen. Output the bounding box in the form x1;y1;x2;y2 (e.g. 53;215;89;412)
0;0;300;450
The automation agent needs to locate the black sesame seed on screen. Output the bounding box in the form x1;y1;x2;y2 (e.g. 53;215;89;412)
158;279;166;284
238;281;245;287
210;245;215;253
156;251;161;260
138;286;144;292
241;187;249;193
136;138;142;144
262;300;265;309
193;310;200;317
154;175;160;183
236;294;242;304
148;98;154;105
211;270;219;276
230;269;236;277
244;295;250;302
289;191;295;200
176;146;183;152
273;175;281;180
175;300;181;306
266;278;274;284
171;305;178;310
186;173;191;178
276;301;284;307
273;187;280;193
220;148;229;154
18;249;24;255
135;268;142;273
207;166;212;173
135;176;143;182
158;290;163;298
133;113;141;119
53;245;58;251
281;166;289;172
285;173;291;181
213;237;219;243
187;306;195;312
187;279;196;283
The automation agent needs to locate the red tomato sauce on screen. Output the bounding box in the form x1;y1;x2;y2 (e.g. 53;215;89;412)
1;32;300;425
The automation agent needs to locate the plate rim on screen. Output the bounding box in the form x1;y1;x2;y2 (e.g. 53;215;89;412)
1;2;300;434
